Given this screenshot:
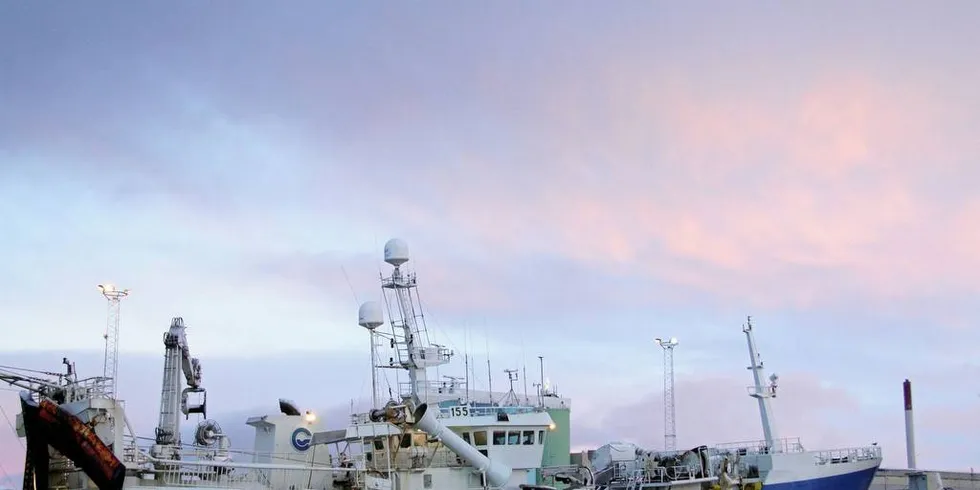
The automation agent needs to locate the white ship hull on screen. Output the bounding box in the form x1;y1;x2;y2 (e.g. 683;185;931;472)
762;451;880;490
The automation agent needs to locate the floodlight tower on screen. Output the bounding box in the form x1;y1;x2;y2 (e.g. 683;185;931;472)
99;283;130;400
655;336;679;451
358;301;385;409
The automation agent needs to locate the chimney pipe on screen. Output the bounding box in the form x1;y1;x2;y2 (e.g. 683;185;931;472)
904;379;916;470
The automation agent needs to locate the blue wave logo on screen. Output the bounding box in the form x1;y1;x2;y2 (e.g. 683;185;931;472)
291;427;313;452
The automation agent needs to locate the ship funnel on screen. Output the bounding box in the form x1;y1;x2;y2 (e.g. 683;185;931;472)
413;403;511;488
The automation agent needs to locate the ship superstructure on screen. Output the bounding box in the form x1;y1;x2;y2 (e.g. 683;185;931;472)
327;238;573;489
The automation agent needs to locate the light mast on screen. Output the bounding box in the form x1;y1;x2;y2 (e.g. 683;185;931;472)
655;336;679;451
98;283;129;400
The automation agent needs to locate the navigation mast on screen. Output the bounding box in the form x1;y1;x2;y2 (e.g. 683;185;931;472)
743;316;781;452
378;238;453;404
358;301;384;409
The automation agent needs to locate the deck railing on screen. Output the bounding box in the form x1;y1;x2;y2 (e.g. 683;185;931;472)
715;437;806;454
812;445;883;464
135;458;363;489
605;461;714;485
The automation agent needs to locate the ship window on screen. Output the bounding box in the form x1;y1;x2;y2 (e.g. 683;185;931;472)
423;474;432;488
462;432;471;444
400;434;412;448
538;430;545;444
473;430;488;446
507;431;520;445
522;431;534;445
493;431;506;445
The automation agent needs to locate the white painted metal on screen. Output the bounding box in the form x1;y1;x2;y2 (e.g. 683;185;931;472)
742;316;780;452
655;336;678;451
413;402;511;488
98;283;129;400
358;301;384;409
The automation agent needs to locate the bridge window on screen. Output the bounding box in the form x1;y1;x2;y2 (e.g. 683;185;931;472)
493;431;506;445
400;434;412;448
473;430;488;447
538;430;545;444
522;431;534;445
507;431;521;445
462;432;471;444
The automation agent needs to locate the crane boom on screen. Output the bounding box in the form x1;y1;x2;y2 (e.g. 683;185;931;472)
152;317;207;458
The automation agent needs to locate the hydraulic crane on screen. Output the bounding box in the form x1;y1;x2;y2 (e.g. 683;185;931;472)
150;317;207;461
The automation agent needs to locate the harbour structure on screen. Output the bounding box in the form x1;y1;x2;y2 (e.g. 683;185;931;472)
868;379;956;490
654;336;678;452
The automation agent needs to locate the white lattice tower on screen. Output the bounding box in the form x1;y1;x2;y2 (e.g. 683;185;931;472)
656;337;679;451
99;284;130;399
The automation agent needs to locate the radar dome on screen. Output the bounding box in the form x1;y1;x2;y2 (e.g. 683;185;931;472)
358;301;384;329
384;238;409;266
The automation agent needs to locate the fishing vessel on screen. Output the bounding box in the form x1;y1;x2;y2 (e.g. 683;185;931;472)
585;317;883;490
3;238;882;490
3;238;577;490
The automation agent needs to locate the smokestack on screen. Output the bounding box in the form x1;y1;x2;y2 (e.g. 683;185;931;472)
904;379;916;469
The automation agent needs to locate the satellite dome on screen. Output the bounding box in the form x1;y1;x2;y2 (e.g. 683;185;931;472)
358;301;384;329
384;238;409;266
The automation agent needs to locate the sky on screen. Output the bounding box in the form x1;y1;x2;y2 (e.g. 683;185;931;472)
2;0;980;484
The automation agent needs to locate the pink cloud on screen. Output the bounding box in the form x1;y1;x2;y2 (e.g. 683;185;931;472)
389;71;978;309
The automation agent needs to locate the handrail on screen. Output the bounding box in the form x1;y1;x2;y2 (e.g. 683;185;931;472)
715;437;805;453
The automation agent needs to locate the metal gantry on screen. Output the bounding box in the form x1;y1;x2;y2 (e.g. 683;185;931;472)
655;336;679;451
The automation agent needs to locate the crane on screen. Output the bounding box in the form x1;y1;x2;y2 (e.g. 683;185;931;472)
151;317;207;461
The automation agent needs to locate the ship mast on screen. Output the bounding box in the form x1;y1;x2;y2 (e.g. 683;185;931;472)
378;238;452;405
743;316;781;452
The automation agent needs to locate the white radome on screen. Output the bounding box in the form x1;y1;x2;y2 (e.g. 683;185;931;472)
384;238;409;266
358;301;384;330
